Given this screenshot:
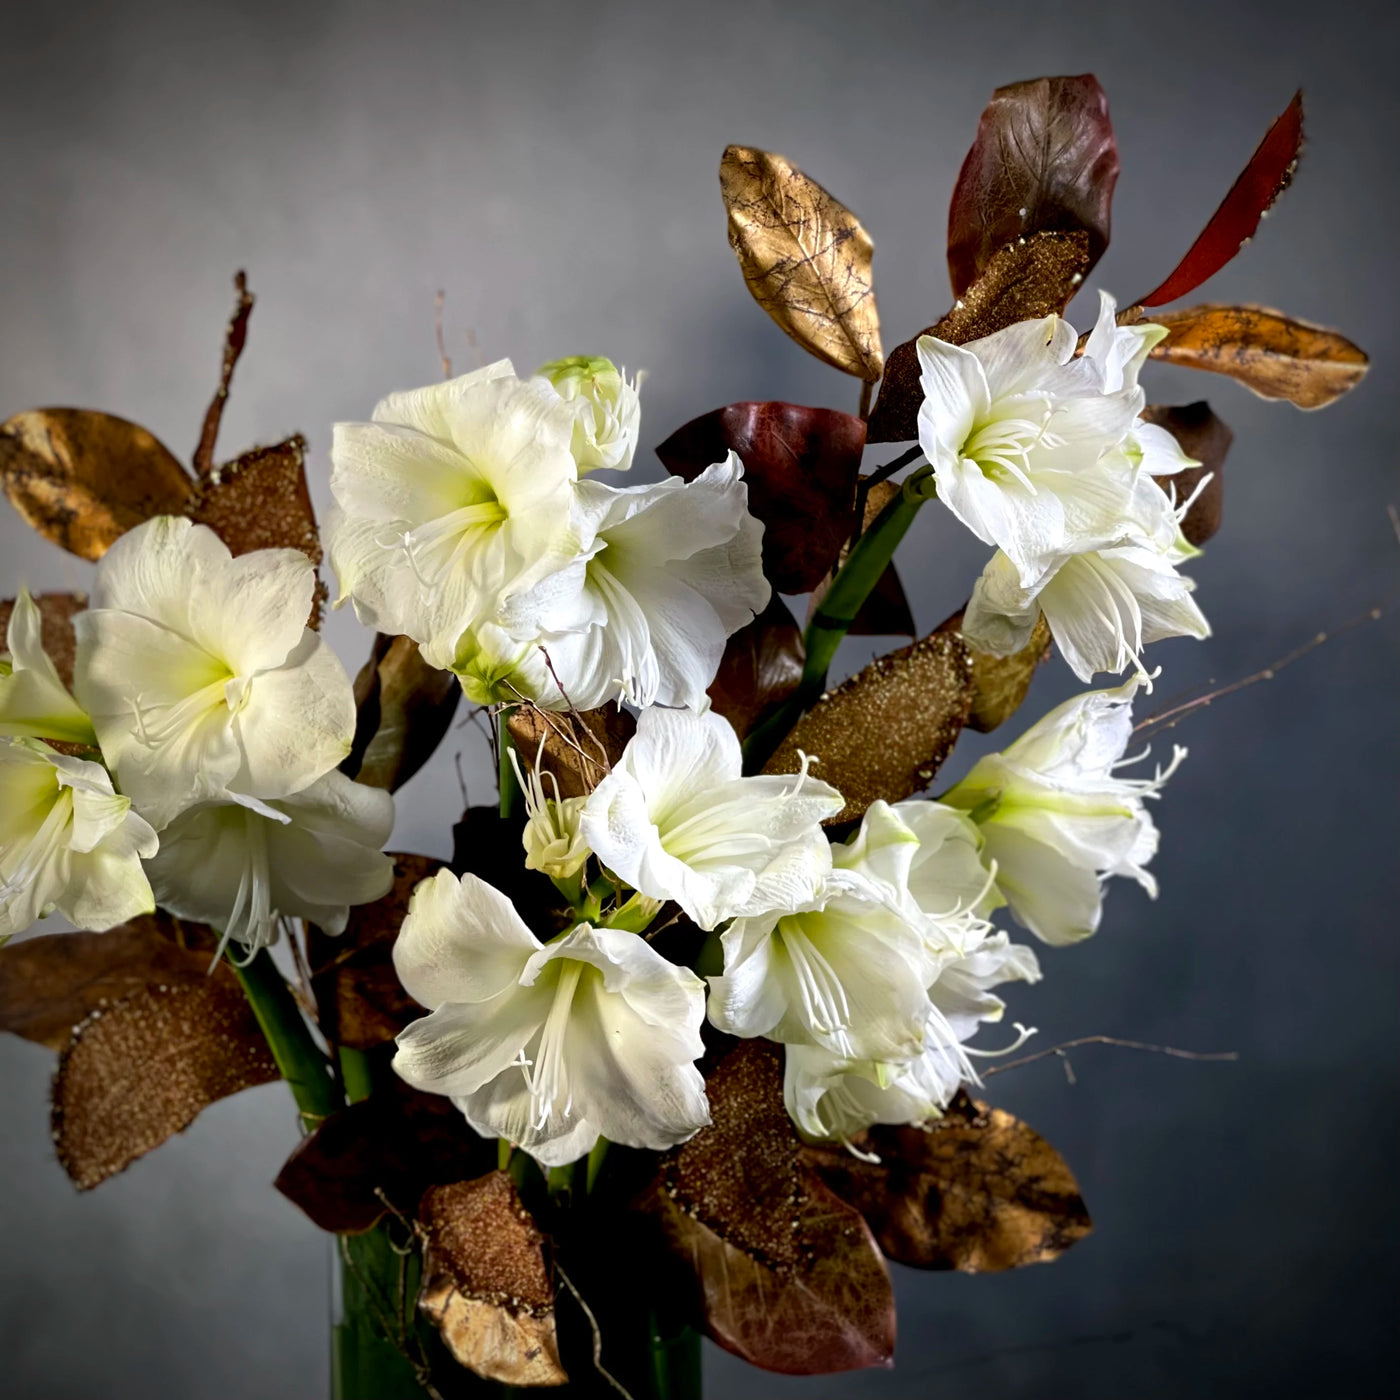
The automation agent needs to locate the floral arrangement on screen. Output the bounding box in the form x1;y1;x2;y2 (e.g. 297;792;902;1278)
0;75;1368;1399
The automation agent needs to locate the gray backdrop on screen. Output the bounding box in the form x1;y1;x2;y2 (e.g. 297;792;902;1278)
1;1;1395;1396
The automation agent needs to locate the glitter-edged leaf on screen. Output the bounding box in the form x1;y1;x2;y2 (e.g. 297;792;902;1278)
808;480;916;640
507;703;635;800
656;401;867;594
947;74;1118;298
0;409;194;559
640;1040;895;1376
806;1091;1092;1272
0;590;86;690
708;595;806;741
719;146;883;381
867;231;1091;443
1138;92;1304;308
763;631;973;823
1141;401;1233;546
937;607;1052;733
188;435;320;565
1139;304;1368;411
419;1173;568;1388
343;634;462;792
52;972;278;1189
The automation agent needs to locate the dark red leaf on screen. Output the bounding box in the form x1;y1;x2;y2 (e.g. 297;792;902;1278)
1138;92;1303;308
1140;402;1233;546
708;594;805;740
947;74;1118;299
655;402;866;593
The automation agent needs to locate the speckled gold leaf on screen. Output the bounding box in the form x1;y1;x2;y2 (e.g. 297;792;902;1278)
507;703;636;800
0;591;86;689
806;1091;1093;1272
52;973;278;1190
937;607;1052;733
418;1173;567;1388
0;409;194;559
763;631;973;823
720;145;883;381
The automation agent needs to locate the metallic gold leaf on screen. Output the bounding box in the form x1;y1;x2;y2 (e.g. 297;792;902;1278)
720;145;883;381
418;1173;568;1388
507;703;635;800
937;607;1052;733
0;408;194;559
0;590;86;690
763;631;973;823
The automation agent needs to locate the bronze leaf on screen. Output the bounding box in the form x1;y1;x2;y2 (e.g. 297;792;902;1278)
1139;304;1368;410
707;595;806;741
506;702;635;800
0;408;194;559
52;971;279;1190
418;1173;568;1388
719;145;883;381
937;607;1053;734
763;630;973;823
1141;401;1233;546
806;1091;1092;1272
0;590;86;689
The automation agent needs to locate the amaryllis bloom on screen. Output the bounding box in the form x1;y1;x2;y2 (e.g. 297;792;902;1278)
327;360;582;670
0;737;157;940
144;770;395;954
581;706;842;931
392;869;709;1168
506;454;769;712
939;677;1186;945
0;587;97;746
72;518;355;830
449;620;551;707
537;355;642;474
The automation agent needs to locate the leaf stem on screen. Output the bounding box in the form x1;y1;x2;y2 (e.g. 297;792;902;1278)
498;714;523;821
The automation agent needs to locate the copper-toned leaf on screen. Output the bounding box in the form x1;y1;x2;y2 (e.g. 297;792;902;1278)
763;631;973;823
867;231;1091;443
708;595;805;740
0;913;216;1052
948;74;1119;298
507;703;635;800
275;1082;489;1234
52;972;278;1189
806;1091;1092;1272
419;1173;568;1388
0;409;194;559
188;435;320;566
937;607;1052;733
1138;92;1303;308
642;1040;894;1375
0;590;86;689
1141;304;1368;410
719;146;883;381
656;401;867;593
308;853;443;1051
808;480;916;639
343;634;462;792
1141;402;1233;546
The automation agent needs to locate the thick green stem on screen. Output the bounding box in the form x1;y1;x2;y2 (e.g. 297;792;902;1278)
231;950;338;1129
498;717;522;821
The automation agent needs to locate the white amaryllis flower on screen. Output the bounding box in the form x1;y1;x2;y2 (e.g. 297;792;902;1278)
707;803;936;1062
144;770;395;954
537;355;642;474
392;869;709;1168
0;737;157;940
0;588;97;746
506;454;769;712
939;677;1186;945
71;518;355;830
327;360;582;669
449;620;551;708
581;706;842;931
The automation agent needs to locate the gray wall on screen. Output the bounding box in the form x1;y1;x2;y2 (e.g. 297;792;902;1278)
1;1;1395;1396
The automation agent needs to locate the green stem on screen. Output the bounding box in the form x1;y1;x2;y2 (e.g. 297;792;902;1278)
498;716;522;821
339;1047;376;1105
742;471;931;772
231;950;338;1129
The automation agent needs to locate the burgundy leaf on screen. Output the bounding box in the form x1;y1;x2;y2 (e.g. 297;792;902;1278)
655;402;866;593
708;594;806;739
1138;92;1303;308
947;74;1118;298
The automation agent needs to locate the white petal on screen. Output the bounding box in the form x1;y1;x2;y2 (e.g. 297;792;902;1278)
916;336;988;453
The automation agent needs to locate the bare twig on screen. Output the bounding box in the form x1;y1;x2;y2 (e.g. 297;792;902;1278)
553;1263;634;1400
857;378;873;420
453;750;469;807
983;1034;1239;1079
434;291;452;380
854;445;923;540
193;270;255;478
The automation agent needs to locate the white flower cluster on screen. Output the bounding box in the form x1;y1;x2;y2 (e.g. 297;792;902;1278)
1;521;395;952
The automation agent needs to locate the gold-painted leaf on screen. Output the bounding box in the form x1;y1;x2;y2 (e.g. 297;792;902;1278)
763;631;973;823
0;590;86;689
937;608;1052;733
1140;304;1368;410
1141;401;1232;546
806;1091;1093;1272
52;972;278;1189
418;1173;568;1388
0;913;216;1052
343;634;462;792
507;703;635;800
720;145;883;381
0;409;194;559
867;230;1091;443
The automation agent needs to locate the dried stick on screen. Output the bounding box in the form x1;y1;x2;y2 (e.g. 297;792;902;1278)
553;1263;634;1400
983;1034;1239;1080
192;271;254;478
434;290;452;379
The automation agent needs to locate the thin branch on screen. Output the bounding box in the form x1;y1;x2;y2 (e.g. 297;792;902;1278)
193;271;254;478
853;445;923;540
857;378;873;420
553;1263;634;1400
983;1034;1239;1079
433;291;452;380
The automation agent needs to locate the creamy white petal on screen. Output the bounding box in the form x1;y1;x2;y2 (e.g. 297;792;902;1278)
0;588;98;745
